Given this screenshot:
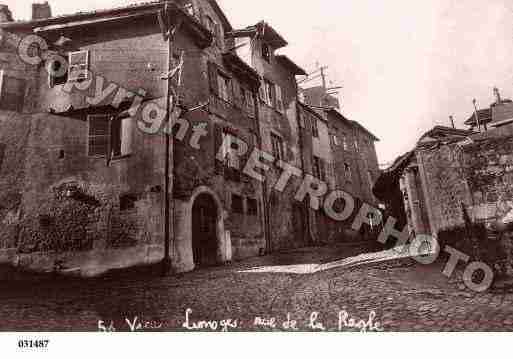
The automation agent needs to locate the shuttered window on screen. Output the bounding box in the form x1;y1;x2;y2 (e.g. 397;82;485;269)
0;71;25;112
88;115;110;157
68;50;89;82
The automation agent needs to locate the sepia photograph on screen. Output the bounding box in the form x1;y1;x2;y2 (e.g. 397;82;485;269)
0;0;513;355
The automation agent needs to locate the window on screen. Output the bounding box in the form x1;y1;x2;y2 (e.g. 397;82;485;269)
262;43;271;62
88;115;110;157
120;194;137;211
354;139;359;152
247;198;258;216
344;163;352;180
111;117;133;158
332;134;339;146
275;85;284;113
184;2;195;16
245;89;254;112
205;15;215;33
0;71;25;112
311;118;319;138
68;50;89;82
48;57;68;87
313;156;325;181
231;194;243;214
271;133;284;162
342;134;348;151
217;73;231;102
264;79;275;107
88;115;132;158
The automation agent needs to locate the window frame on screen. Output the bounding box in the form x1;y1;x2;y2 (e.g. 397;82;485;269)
231;193;244;214
68;50;89;82
87;114;111;158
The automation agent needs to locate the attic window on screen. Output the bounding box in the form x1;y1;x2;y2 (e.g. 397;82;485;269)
262;43;271;63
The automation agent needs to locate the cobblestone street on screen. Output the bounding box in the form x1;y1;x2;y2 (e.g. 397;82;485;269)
2;244;513;332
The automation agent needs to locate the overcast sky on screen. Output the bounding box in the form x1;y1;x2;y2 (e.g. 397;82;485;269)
5;0;513;165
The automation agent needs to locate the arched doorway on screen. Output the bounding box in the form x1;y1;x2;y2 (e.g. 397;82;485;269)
192;193;219;267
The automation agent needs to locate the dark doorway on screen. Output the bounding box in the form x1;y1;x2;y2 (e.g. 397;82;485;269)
192;193;218;267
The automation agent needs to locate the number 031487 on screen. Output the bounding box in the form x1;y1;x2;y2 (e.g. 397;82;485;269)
17;339;49;349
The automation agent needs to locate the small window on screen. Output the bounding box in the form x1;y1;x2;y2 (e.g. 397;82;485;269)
345;163;352;180
120;193;137;211
247;198;258;216
354;139;359;152
231;194;244;214
271;133;284;162
111;117;133;158
312;118;319;138
68;50;89;82
217;73;231;103
245;89;254;112
332;134;339;146
342;134;348;151
262;43;271;62
184;2;195;16
88;115;132;158
88;115;110;157
0;71;26;112
205;16;215;33
47;57;68;87
264;79;275;107
313;156;325;181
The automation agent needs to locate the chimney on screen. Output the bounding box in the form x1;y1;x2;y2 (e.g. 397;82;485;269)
0;5;13;22
32;2;51;20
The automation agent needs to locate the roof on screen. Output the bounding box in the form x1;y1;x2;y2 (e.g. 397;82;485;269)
0;0;232;32
322;107;380;141
222;52;260;88
228;21;288;49
464;108;492;126
275;55;307;76
298;102;326;121
417;125;474;144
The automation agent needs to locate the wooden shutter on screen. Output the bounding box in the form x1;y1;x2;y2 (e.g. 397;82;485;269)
208;61;218;96
269;82;276;108
214;123;224;175
88;115;110;157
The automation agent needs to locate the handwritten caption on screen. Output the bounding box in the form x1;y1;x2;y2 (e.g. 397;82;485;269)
98;308;384;332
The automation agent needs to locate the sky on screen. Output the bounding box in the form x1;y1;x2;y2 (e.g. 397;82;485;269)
5;0;513;166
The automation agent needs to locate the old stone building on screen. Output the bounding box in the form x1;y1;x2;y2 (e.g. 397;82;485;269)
0;0;383;277
375;90;513;266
